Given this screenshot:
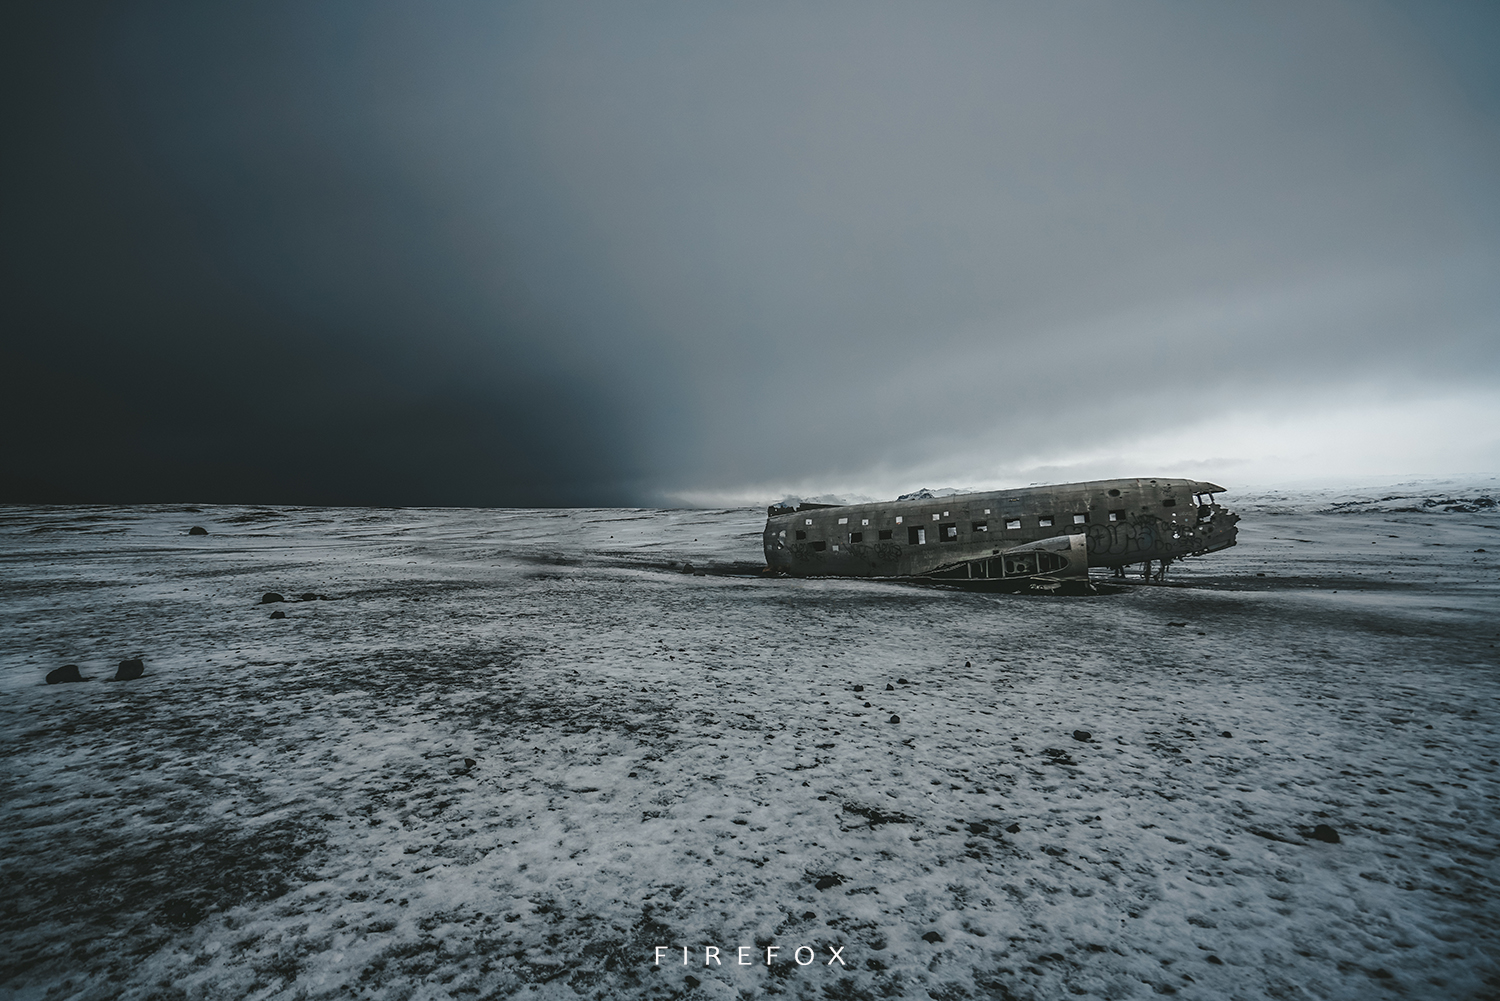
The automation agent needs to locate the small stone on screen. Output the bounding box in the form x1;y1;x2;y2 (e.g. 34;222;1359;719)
1310;824;1340;844
260;592;284;604
684;975;701;989
889;715;901;724
681;563;694;574
1072;730;1093;742
897;677;910;684
1206;955;1223;965
1221;731;1233;738
1167;621;1187;627
1476;548;1487;553
464;757;476;769
922;931;944;943
269;610;286;619
114;659;144;681
964;660;971;667
886;683;895;691
814;875;842;890
853;684;864;692
802;911;816;921
1006;823;1021;833
864;702;872;708
299;592;319;601
188;526;208;536
1256;572;1265;577
46;664;83;684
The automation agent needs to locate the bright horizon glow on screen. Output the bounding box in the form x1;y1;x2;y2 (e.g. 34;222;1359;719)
664;388;1500;507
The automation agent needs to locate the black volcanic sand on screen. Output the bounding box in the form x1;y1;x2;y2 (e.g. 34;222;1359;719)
0;498;1496;1000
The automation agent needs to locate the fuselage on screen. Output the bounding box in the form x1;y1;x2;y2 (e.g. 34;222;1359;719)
763;477;1238;581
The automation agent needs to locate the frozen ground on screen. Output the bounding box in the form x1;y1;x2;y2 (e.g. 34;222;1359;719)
1;481;1497;1001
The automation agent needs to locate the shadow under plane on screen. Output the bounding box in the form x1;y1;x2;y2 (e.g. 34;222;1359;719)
763;477;1238;590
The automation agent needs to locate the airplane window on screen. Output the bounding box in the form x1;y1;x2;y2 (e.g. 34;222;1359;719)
895;516;903;524
984;508;991;515
1073;514;1087;524
838;517;848;525
1039;516;1054;528
1108;510;1124;522
811;541;827;552
1108;488;1121;497
939;523;958;542
908;526;926;544
879;529;893;540
805;518;813;525
831;544;839;552
795;530;807;540
861;519;870;526
850;532;863;543
1006;519;1021;530
972;521;988;532
931;513;940;521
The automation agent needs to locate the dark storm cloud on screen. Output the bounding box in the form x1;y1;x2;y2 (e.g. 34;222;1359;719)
4;1;1497;505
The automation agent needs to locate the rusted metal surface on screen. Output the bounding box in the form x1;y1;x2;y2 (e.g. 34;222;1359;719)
763;478;1238;586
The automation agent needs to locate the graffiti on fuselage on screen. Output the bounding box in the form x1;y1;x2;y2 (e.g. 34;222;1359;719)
1085;515;1194;559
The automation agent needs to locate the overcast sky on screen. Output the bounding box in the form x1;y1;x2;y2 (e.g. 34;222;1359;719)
4;1;1497;507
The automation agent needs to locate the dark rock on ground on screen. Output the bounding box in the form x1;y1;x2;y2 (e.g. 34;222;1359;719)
680;563;694;574
1311;824;1341;843
802;911;816;921
1168;621;1187;627
299;592;320;601
922;931;944;943
1206;956;1223;965
114;659;144;681
814;875;843;890
897;677;910;684
1006;823;1021;833
46;664;82;684
188;526;208;536
863;702;872;707
886;683;895;691
1221;731;1233;738
965;660;971;667
1073;730;1093;742
889;715;901;724
464;758;476;769
853;684;864;692
260;592;284;604
270;610;286;619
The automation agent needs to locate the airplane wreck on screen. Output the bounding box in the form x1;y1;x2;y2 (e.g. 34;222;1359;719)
763;478;1238;588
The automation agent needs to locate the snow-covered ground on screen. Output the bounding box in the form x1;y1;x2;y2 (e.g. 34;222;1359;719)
1;483;1496;1001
